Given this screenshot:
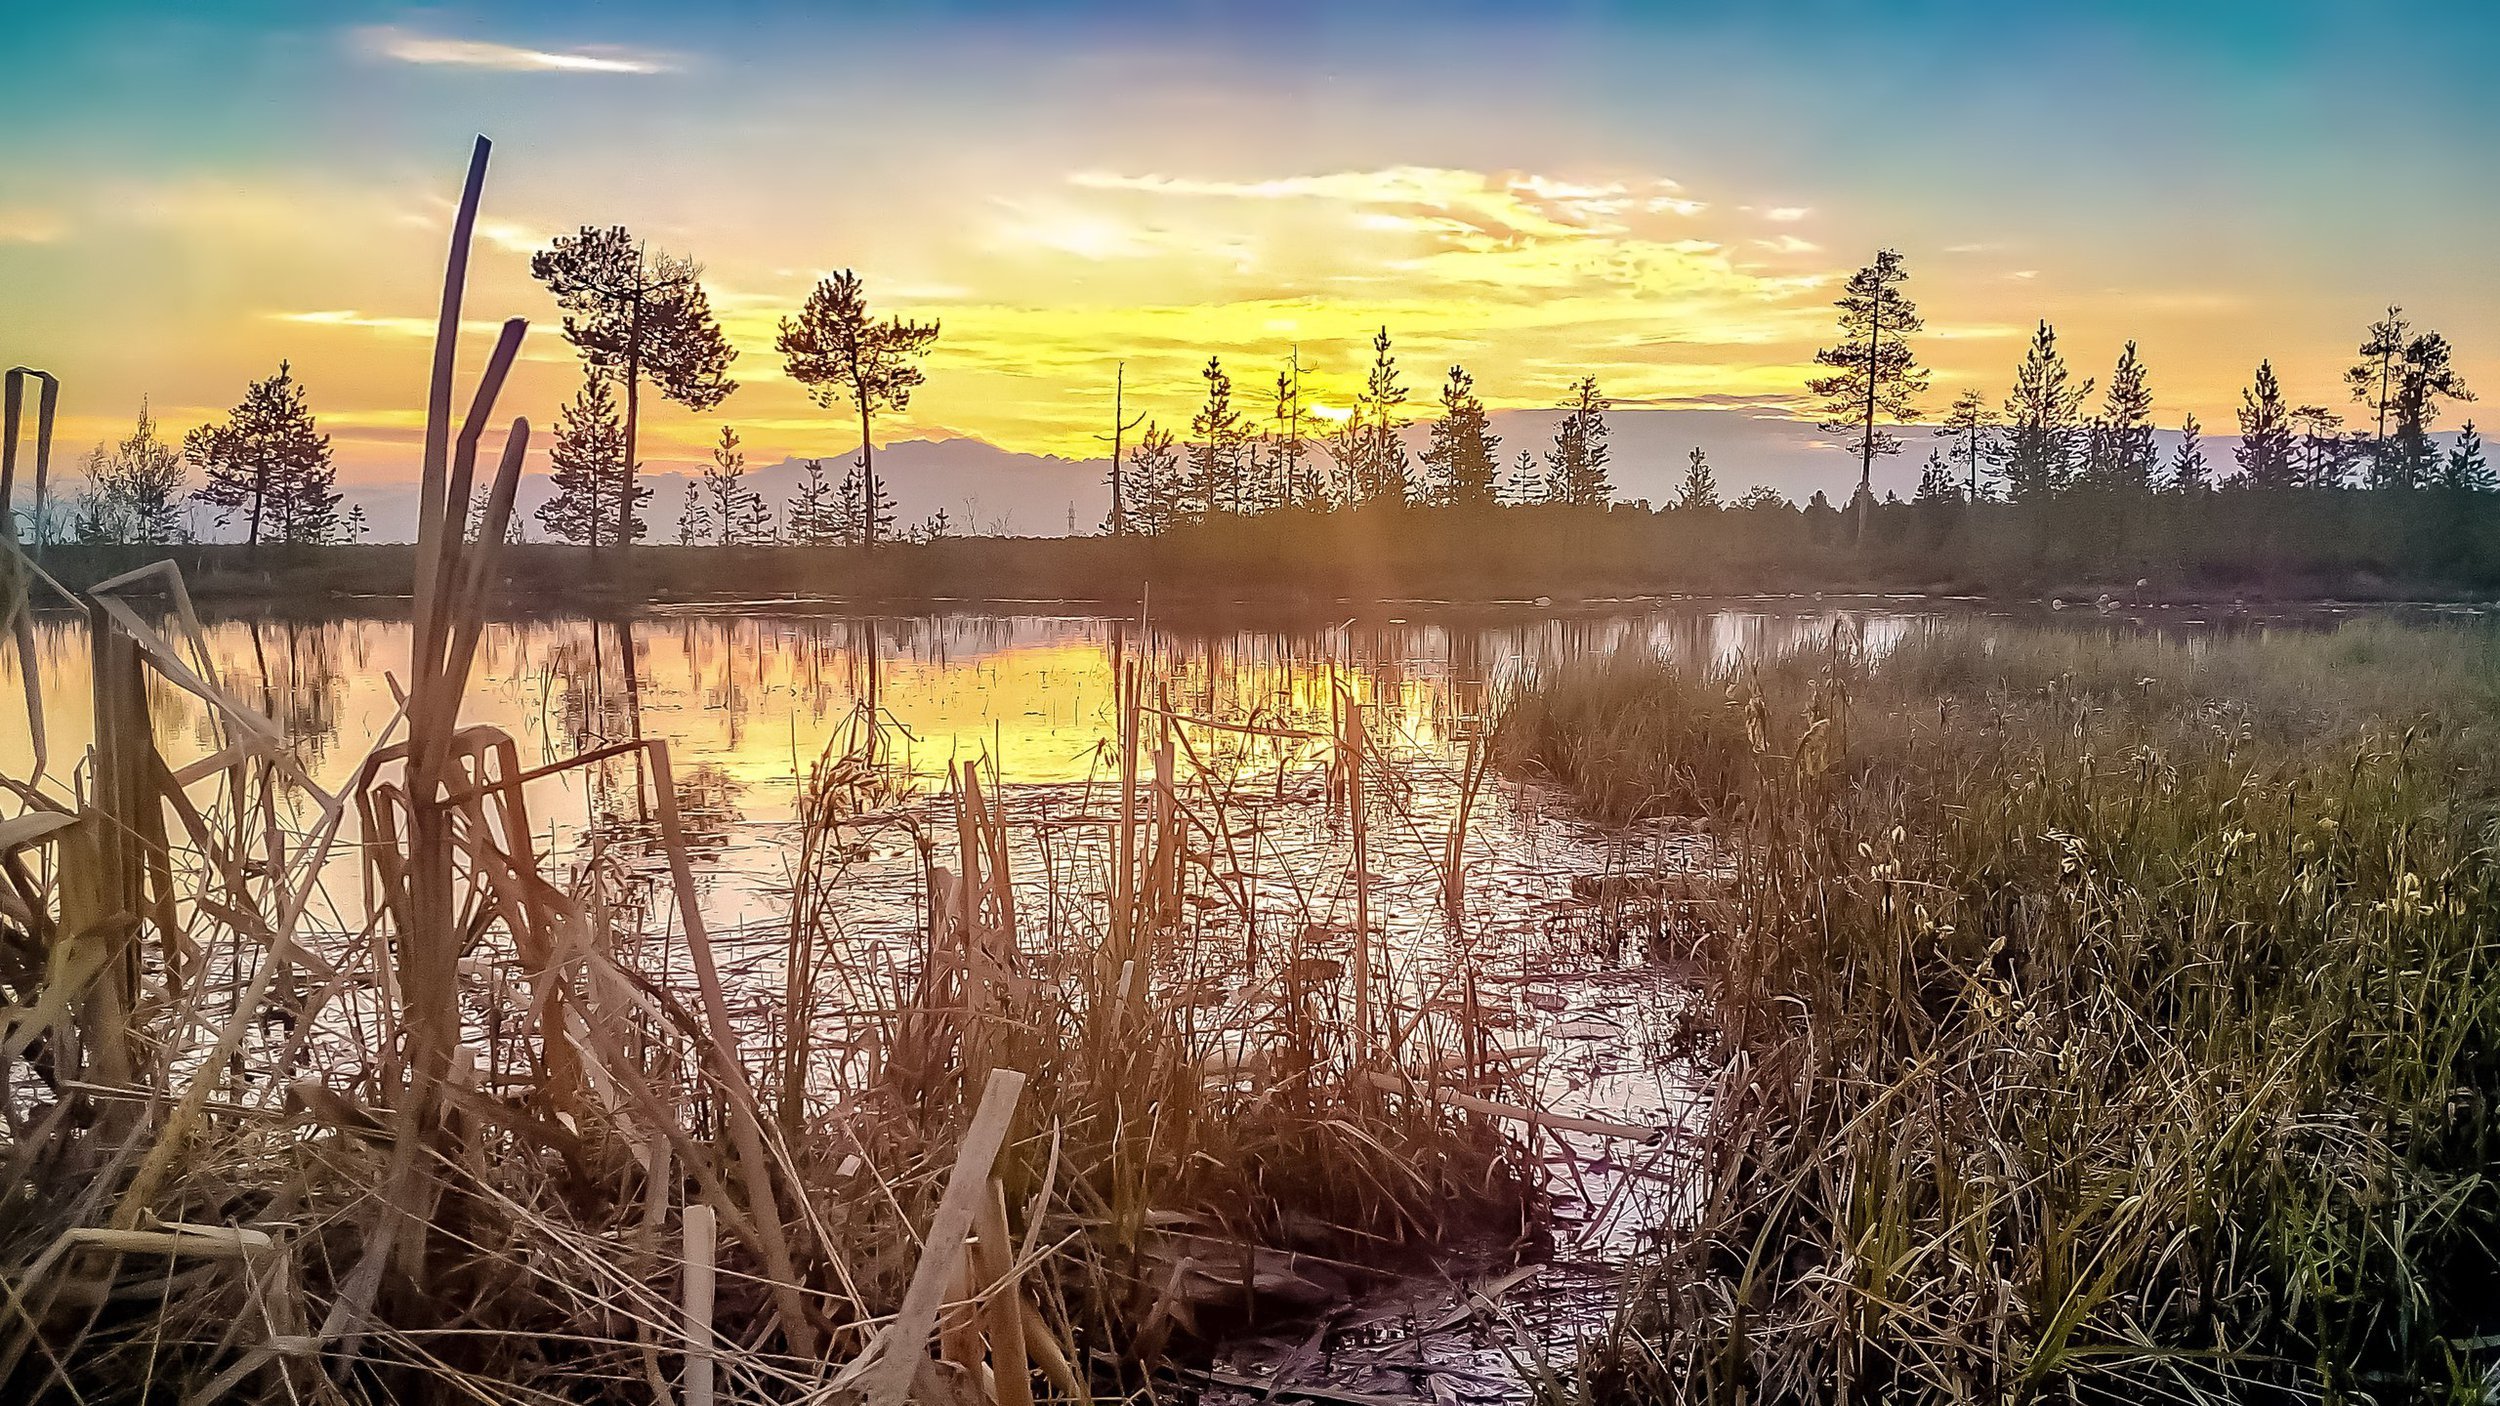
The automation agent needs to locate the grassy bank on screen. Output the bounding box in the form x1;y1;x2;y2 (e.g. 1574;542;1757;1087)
1500;621;2500;1400
31;488;2500;609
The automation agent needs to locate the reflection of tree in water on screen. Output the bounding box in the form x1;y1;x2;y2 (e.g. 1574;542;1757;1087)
669;759;747;860
221;617;349;766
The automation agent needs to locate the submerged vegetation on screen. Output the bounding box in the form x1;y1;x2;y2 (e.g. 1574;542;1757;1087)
1502;621;2500;1399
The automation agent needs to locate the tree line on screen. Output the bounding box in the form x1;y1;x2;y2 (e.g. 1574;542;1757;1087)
43;230;2484;553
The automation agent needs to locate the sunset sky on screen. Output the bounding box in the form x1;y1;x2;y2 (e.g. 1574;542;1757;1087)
5;1;2496;514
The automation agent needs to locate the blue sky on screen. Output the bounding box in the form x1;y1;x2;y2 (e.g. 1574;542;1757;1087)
2;0;2493;512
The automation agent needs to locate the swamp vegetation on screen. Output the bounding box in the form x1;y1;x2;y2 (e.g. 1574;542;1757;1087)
1504;621;2500;1401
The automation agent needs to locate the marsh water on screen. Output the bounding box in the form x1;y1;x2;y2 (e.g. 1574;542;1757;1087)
0;598;2458;1401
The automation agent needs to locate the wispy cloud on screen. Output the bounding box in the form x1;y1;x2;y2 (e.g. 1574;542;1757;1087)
352;25;678;75
0;207;67;243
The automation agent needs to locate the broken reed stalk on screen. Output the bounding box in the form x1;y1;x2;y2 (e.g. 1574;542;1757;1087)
681;1201;718;1406
863;1066;1027;1406
1344;696;1371;1057
646;738;818;1357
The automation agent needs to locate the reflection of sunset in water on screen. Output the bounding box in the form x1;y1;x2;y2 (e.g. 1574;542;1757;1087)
2;607;1924;819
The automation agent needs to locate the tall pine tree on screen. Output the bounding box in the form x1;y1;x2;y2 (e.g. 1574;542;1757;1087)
777;270;939;549
2234;360;2298;488
1998;323;2091;502
531;226;738;555
1544;377;1613;506
1808;249;1928;502
2079;341;2156;494
1422;364;1499;508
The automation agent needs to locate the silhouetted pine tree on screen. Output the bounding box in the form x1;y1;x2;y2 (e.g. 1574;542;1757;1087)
785;460;841;545
1914;450;1960;504
2386;332;2473;489
2079;341;2156;494
77;400;185;545
909;507;953;542
1998;323;2090;502
1272;351;1315;507
1128;424;1182;535
2443;421;2492;492
536;373;647;547
1189;357;1246;516
2348;307;2411;455
1808;249;1928;500
1422;364;1499;508
2234;361;2299;488
837;459;896;547
1545;376;1613;506
1677;447;1721;511
2168;414;2211;493
1941;388;1998;502
468;487;523;544
1352;327;1411;506
676;486;713;545
777;270;938;549
1500;449;1543;506
186;361;339;547
2289;406;2356;489
532;226;738;554
692;425;771;545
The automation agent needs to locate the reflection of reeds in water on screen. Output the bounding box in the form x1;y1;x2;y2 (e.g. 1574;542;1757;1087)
0;140;1592;1403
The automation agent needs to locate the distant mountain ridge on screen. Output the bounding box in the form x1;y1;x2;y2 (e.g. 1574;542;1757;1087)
217;415;2474;543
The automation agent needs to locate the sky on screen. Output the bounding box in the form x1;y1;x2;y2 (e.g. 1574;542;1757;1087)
3;1;2497;528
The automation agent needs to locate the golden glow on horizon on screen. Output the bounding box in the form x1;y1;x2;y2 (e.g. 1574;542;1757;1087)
8;150;2492;488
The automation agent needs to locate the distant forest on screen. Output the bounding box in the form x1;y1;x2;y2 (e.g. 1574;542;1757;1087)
28;235;2494;598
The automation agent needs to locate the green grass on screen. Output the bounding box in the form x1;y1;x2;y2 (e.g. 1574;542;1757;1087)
1499;620;2500;1402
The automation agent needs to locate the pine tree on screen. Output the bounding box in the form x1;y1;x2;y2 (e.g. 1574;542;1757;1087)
1676;447;1721;511
1272;351;1314;508
777;270;939;549
1352;327;1411;506
1914;450;1960;504
536;372;647;547
531;226;739;555
1128;424;1182;535
186;361;338;547
1422;364;1500;508
1501;449;1543;506
468;487;522;544
2443;420;2492;492
2234;360;2298;488
2168;414;2211;494
911;507;953;542
676;492;712;545
1734;485;1790;511
785;459;842;546
693;425;770;545
2347;306;2412;463
346;503;369;542
2385;332;2473;489
1940;388;1998;502
1998;323;2091;502
1189;357;1246;517
2290;405;2355;489
76;400;185;545
1544;376;1613;506
2079;341;2156;494
837;459;895;547
1808;249;1929;499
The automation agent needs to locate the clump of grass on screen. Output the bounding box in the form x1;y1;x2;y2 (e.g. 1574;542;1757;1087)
1504;620;2500;1400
